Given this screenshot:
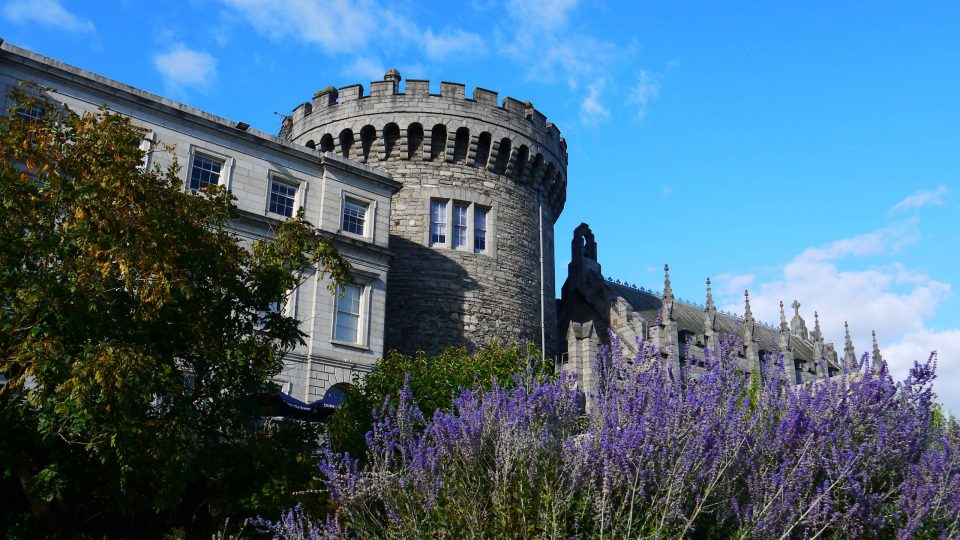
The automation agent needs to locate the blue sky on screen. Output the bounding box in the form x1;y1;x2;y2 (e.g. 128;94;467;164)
3;0;958;412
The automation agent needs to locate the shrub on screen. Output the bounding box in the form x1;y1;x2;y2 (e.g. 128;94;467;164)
265;336;959;539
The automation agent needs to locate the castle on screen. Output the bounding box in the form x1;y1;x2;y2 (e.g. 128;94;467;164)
0;40;866;402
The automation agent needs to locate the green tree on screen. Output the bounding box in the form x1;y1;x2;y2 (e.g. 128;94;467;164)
0;85;351;537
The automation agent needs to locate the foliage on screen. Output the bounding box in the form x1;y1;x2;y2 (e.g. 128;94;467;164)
326;343;546;459
0;85;351;537
266;337;960;539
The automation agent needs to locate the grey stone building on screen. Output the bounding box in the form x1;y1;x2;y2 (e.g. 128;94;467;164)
0;41;401;402
282;72;567;357
556;223;874;397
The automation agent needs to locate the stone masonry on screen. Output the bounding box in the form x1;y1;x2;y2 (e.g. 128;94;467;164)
285;71;568;357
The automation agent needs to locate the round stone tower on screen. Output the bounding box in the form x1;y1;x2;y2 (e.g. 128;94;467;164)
285;71;567;357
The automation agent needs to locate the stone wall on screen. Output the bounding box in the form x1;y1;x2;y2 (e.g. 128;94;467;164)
286;72;567;357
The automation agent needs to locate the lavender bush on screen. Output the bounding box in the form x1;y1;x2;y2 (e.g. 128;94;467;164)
261;336;959;539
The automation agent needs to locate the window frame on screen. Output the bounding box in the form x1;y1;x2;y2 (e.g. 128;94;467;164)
330;281;371;349
452;201;469;249
473;205;489;253
266;174;301;219
339;191;375;241
426;196;495;255
430;199;447;246
186;145;233;193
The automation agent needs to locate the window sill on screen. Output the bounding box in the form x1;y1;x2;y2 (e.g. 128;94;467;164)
339;230;370;242
330;339;370;352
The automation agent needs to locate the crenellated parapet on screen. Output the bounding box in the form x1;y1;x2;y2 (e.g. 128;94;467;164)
285;70;568;219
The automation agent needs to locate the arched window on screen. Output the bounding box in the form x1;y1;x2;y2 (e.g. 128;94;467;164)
430;124;447;161
494;137;512;174
338;129;355;158
452;127;470;163
383;123;400;160
360;125;376;162
305;140;316;150
474;132;491;169
407;123;424;160
319;134;335;153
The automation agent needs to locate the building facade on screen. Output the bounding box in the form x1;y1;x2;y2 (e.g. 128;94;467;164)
556;223;874;398
0;40;401;402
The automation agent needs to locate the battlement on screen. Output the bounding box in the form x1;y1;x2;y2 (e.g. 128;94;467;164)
290;70;567;165
287;70;568;220
300;76;558;134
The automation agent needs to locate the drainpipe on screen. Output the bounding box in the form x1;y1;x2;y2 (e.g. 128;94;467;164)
538;186;546;365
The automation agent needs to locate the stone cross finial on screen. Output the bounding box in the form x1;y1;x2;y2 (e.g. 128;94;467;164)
792;300;801;317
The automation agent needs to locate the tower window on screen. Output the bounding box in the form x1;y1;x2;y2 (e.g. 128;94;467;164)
474;207;487;252
430;200;447;245
429;198;492;254
452;202;468;248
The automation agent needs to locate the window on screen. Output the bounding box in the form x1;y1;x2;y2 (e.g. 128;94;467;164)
474;207;487;252
342;199;367;235
452;202;468;248
268;180;297;217
430;200;446;245
189;154;223;191
334;284;363;344
14;103;44;124
429;198;493;253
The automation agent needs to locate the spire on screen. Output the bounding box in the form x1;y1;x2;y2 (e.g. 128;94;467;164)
872;330;883;373
813;311;822;340
744;290;754;323
705;277;715;311
703;278;718;349
843;321;857;370
661;264;675;321
777;300;792;353
663;264;673;300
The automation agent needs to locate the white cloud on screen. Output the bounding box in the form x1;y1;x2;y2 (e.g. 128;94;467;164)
2;0;95;33
506;0;578;30
890;186;949;213
714;272;755;296
217;0;483;66
342;56;386;83
423;28;486;62
714;220;958;415
884;328;960;416
218;0;376;52
628;70;660;121
152;43;218;93
579;78;610;125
